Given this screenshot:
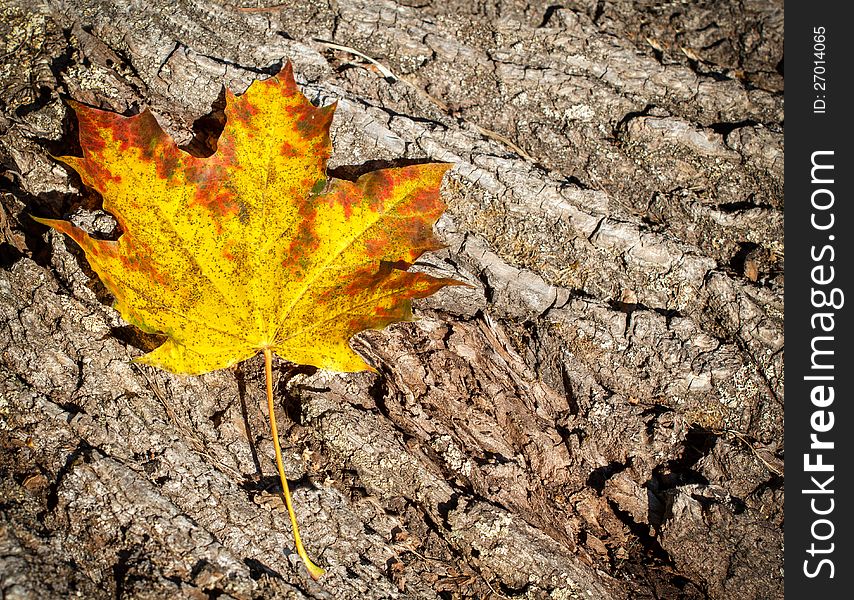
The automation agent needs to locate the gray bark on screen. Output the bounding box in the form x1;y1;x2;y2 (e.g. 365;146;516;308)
1;1;783;599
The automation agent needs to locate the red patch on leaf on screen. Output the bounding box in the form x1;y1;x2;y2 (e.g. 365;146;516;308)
118;236;174;289
364;238;386;258
273;62;299;96
403;187;441;216
320;183;360;219
361;171;395;210
77;123;106;155
116;111;164;157
153;151;181;181
182;158;239;219
73;104;110;155
286;209;321;267
284;103;334;147
80;158;123;187
201;190;239;219
280;139;299;158
221;239;236;262
228;94;261;126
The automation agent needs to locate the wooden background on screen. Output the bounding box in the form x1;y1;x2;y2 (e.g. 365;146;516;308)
1;1;784;598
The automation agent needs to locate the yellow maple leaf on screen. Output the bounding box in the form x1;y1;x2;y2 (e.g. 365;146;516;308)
36;62;459;580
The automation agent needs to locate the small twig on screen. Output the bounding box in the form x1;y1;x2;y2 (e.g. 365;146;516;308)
312;38;538;163
131;362;243;479
397;542;446;564
716;428;784;477
233;3;288;12
312;38;398;80
469;123;537;163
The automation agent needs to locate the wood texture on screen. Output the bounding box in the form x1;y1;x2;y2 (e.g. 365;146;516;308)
1;1;783;598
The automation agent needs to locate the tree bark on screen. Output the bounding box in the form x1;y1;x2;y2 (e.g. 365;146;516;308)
1;1;784;598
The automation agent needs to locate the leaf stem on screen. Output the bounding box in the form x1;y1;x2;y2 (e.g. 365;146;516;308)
263;348;326;580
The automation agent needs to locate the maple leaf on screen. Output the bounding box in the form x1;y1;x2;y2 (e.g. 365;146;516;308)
37;63;457;374
36;62;459;580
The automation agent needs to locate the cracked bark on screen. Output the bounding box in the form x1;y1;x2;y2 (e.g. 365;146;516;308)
1;1;783;599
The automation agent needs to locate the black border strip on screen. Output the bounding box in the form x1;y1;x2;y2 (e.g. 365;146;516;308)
786;5;854;596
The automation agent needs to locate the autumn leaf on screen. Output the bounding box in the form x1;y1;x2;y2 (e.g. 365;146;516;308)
36;62;459;580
